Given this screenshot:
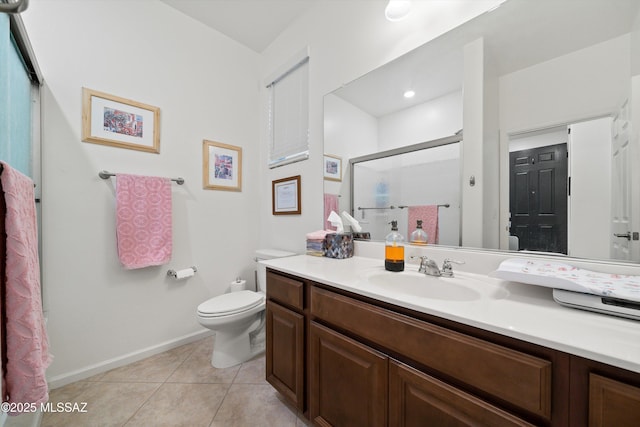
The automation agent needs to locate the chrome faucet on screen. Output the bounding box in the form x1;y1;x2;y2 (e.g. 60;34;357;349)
411;256;465;277
412;256;442;277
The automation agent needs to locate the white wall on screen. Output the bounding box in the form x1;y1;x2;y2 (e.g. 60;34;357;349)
461;38;485;248
22;0;260;385
258;0;506;254
323;94;378;214
499;34;630;133
568;117;612;260
482;44;500;250
378;90;462;150
509;127;567;152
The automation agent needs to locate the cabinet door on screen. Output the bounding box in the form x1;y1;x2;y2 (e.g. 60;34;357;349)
310;322;388;427
266;301;305;411
589;374;640;427
389;360;534;427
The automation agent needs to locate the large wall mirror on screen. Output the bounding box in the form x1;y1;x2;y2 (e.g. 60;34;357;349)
323;0;640;264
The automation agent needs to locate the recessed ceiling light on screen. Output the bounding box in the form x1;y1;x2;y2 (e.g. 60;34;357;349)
385;0;411;22
404;90;415;99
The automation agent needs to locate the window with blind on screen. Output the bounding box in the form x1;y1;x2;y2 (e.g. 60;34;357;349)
267;55;309;168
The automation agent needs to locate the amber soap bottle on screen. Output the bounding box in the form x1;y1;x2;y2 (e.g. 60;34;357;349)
385;220;405;272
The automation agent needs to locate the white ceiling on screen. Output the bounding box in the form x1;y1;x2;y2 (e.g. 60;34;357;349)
159;0;320;53
334;0;640;117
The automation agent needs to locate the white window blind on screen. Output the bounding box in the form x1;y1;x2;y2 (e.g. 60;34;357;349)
267;56;309;168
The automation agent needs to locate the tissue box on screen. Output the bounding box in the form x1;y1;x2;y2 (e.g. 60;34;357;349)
323;233;354;259
352;232;371;240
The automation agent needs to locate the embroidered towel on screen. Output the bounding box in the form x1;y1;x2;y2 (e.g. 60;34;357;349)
0;161;52;412
408;205;439;244
116;174;172;269
324;193;339;231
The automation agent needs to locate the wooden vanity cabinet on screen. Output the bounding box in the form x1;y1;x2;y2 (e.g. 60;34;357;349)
265;270;307;412
266;268;640;426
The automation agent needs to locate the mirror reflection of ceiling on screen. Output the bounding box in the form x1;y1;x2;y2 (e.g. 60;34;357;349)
334;0;639;118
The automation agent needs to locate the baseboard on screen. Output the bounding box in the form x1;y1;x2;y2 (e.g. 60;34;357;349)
47;329;212;390
1;410;42;427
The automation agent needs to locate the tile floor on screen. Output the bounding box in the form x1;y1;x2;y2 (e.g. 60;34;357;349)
40;336;311;427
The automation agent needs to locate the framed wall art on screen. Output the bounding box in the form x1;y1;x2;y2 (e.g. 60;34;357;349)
323;154;342;181
203;140;243;191
82;87;160;153
272;175;301;215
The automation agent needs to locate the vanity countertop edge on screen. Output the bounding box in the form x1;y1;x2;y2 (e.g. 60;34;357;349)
261;254;640;374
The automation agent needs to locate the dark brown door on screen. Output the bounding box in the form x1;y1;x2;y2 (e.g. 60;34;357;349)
309;322;388;427
266;301;305;410
510;143;568;254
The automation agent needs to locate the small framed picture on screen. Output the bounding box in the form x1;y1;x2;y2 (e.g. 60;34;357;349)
82;87;160;153
323;154;342;181
203;140;242;191
272;175;301;215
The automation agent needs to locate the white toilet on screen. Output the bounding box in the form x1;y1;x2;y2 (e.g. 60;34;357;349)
196;249;295;368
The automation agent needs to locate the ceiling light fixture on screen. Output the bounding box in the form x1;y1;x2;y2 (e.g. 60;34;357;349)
385;0;411;22
403;90;415;99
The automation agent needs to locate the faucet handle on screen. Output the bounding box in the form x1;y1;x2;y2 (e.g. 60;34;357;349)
442;258;465;277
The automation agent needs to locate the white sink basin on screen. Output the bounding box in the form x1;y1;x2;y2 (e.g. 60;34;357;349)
360;269;508;302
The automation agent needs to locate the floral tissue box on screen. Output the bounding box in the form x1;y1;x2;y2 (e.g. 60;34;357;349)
323;233;354;259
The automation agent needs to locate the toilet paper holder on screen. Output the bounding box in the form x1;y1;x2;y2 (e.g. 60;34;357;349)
167;266;198;279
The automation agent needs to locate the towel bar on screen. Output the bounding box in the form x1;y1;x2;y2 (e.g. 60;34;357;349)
98;170;184;185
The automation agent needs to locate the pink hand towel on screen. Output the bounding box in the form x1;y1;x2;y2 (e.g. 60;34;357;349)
0;161;52;412
116;174;172;269
408;205;439;244
324;193;339;231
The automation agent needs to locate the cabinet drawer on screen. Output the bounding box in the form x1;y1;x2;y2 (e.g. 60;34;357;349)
267;271;304;310
311;286;552;419
389;360;534;427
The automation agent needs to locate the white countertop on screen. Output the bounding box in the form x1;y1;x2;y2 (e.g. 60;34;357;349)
262;254;640;374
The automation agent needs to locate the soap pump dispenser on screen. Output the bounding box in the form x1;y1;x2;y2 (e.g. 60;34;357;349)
410;220;428;245
385;220;405;272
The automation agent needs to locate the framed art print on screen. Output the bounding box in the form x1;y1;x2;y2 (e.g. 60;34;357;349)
82;87;160;153
203;140;243;191
323;154;342;181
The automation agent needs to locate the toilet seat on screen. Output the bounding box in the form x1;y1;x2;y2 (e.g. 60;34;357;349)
197;290;264;318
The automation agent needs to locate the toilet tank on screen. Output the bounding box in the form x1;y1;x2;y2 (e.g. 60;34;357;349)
255;249;296;292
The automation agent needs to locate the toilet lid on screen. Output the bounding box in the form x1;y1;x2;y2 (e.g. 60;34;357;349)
197;291;264;317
